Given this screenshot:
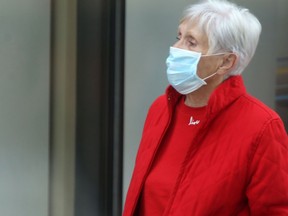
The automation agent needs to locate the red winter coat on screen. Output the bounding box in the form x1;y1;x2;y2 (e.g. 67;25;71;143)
123;76;288;216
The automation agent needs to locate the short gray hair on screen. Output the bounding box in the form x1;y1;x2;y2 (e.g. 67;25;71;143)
181;0;262;76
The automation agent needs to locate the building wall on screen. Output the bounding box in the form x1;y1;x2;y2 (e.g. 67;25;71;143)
0;0;50;215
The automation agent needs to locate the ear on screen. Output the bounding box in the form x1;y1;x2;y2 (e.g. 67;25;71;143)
217;53;238;75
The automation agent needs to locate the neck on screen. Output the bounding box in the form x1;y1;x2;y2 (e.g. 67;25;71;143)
184;89;211;107
184;76;223;107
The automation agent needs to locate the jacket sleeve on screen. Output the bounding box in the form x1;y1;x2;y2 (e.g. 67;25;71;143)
246;118;288;215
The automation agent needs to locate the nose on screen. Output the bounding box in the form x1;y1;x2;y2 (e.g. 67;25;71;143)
173;39;182;49
173;38;188;50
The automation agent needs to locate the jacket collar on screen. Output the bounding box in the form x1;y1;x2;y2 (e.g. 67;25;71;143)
166;75;246;118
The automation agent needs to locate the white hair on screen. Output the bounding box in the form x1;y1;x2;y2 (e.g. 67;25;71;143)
181;0;262;76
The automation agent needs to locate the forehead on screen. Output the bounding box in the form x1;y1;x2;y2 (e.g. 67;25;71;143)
178;20;209;52
178;20;206;39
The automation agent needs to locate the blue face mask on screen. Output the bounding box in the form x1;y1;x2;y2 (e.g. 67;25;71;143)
166;47;218;95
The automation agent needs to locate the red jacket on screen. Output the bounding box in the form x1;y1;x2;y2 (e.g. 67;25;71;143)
123;76;288;216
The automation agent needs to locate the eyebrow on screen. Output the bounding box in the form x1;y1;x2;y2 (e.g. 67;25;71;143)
182;31;198;43
178;25;198;41
187;34;197;41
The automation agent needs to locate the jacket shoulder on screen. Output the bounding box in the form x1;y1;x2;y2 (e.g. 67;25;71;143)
241;94;280;120
143;94;168;128
149;94;167;111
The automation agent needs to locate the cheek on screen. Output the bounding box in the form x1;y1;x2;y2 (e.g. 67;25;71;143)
197;58;217;78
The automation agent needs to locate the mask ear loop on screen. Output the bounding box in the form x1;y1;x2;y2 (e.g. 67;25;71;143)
201;52;227;57
201;52;230;81
203;72;217;81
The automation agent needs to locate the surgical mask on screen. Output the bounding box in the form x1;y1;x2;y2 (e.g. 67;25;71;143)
166;46;219;95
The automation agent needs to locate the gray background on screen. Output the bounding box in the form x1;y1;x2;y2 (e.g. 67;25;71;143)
0;0;50;215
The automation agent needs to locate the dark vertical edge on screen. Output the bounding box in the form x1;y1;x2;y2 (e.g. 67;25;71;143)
75;0;106;214
75;0;125;215
48;0;54;215
112;0;125;214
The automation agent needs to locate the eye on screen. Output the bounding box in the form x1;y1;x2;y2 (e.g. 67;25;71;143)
189;40;196;46
176;33;181;41
187;38;197;48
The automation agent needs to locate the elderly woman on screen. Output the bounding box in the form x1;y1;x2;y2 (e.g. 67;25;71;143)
123;0;288;215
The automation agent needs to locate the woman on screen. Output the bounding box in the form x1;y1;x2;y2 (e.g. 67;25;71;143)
123;0;288;215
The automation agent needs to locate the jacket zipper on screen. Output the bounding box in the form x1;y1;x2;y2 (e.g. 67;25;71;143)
131;96;175;215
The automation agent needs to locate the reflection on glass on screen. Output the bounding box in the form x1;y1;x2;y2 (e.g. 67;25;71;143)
276;56;288;131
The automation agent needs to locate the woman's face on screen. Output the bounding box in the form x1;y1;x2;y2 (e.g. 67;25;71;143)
173;21;224;80
174;20;209;53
